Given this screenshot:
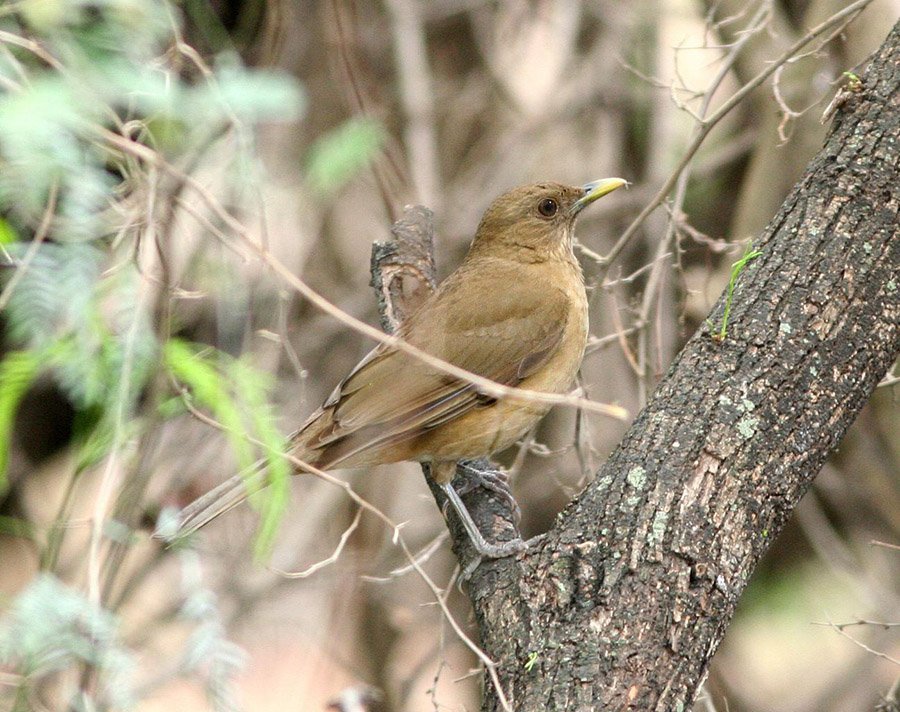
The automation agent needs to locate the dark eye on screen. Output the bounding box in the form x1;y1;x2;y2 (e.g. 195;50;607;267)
537;197;558;217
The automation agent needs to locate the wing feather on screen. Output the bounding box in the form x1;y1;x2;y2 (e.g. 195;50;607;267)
296;263;571;466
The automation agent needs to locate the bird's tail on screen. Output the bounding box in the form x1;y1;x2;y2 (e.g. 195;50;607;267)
166;462;269;540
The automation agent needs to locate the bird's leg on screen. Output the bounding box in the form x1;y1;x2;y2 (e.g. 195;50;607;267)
438;481;526;559
454;459;521;524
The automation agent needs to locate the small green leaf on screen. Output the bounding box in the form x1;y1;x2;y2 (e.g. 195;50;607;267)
164;339;255;473
0;350;41;491
713;242;762;342
163;341;292;559
231;360;290;560
0;218;19;245
305;117;385;194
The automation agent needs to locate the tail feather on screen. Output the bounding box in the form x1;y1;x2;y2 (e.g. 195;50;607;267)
168;463;269;540
162;425;398;542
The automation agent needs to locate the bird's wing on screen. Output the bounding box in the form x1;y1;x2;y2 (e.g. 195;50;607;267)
297;270;572;465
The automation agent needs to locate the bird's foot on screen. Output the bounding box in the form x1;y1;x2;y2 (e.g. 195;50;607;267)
459;539;528;583
439;481;526;566
454;460;521;524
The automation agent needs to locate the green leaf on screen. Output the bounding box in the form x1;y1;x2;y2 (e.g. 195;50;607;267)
163;339;254;473
182;60;305;126
162;341;292;558
713;242;762;341
0;350;41;491
0;218;19;245
231;360;290;560
305;117;385;194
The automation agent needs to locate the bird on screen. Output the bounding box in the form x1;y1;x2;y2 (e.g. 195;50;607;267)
170;178;627;556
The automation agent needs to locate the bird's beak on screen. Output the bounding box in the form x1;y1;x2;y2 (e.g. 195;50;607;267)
571;177;628;214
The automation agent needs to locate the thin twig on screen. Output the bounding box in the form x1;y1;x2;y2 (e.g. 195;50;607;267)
601;0;876;268
87;276;152;607
269;507;363;579
633;1;771;402
0;29;63;70
812;619;900;630
0;181;58;311
818;620;900;666
360;530;450;582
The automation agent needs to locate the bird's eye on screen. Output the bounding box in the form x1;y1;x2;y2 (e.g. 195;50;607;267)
537;198;559;217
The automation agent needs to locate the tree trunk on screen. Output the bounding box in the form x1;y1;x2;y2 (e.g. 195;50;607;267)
461;21;899;712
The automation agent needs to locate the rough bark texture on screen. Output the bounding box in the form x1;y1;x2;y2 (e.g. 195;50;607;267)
373;22;899;712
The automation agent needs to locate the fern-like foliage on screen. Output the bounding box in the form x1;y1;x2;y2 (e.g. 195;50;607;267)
176;551;247;712
0;574;136;710
0;0;366;707
4;242;103;350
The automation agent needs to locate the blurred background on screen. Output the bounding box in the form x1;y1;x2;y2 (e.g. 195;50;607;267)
0;1;897;711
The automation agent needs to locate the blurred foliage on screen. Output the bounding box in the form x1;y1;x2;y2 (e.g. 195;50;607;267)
0;0;339;708
0;350;39;486
164;339;290;559
0;574;136;710
175;550;247;712
305;117;385;194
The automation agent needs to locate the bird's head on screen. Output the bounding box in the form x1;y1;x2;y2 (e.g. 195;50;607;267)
470;178;626;263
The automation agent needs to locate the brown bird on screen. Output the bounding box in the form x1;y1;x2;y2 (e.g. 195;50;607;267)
172;178;626;555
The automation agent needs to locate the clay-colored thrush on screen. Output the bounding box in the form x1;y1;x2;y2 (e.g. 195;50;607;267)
173;178;627;555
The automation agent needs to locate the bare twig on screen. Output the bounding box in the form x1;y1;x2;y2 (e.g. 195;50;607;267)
269;507;363;579
87;276;152;606
633;1;771;402
0;181;58;311
601;0;876;269
360;531;450;582
0;28;63;70
811;619;900;630
385;0;441;209
817;620;900;666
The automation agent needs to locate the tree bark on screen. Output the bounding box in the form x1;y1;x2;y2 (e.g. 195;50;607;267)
374;21;899;712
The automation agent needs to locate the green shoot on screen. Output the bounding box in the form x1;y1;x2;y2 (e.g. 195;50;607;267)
712;242;762;342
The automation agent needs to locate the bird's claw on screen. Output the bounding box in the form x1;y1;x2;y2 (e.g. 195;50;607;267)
438;479;525;571
454;460;521;524
459;537;528;583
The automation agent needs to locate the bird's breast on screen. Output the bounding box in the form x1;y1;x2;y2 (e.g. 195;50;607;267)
414;266;589;462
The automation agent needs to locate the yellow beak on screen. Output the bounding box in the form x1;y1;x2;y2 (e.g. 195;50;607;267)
571;177;628;214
